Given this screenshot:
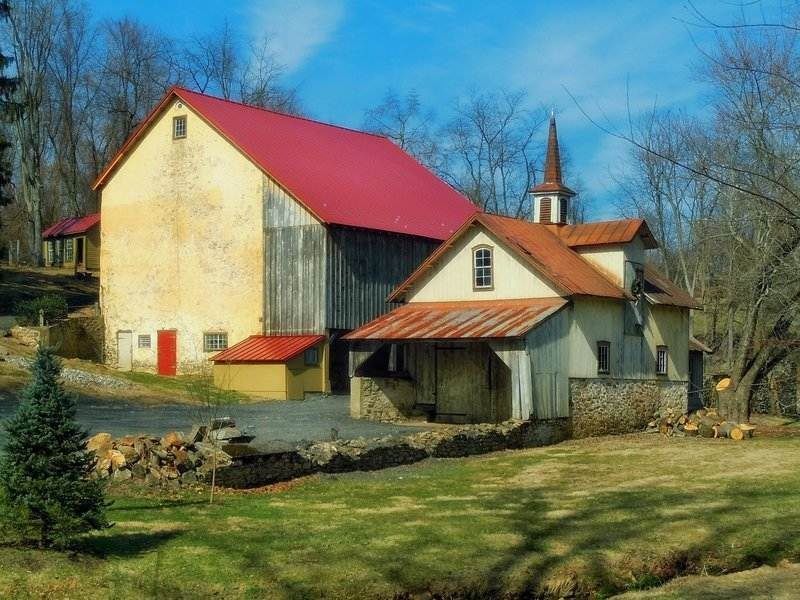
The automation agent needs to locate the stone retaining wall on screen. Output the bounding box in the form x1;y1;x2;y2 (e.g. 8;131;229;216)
10;316;103;361
350;376;423;422
213;419;571;489
570;378;688;438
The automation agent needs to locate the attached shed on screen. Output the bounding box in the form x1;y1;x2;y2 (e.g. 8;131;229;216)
42;213;101;274
211;335;328;400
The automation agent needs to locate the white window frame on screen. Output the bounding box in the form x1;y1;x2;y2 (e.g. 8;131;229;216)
203;332;228;352
597;341;610;375
173;115;187;139
138;334;151;349
64;238;74;262
473;245;494;290
46;241;54;264
656;345;669;376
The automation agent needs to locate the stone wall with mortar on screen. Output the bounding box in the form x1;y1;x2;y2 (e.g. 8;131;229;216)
570;377;687;438
10;317;103;361
350;376;422;422
211;419;571;489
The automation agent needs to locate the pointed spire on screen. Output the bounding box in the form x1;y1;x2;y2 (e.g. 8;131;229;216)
542;115;563;185
530;113;575;196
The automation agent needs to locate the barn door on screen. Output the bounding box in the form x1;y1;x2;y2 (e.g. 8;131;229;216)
435;345;489;423
157;330;177;376
116;331;132;371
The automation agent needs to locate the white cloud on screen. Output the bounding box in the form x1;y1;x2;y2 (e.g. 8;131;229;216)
250;0;346;72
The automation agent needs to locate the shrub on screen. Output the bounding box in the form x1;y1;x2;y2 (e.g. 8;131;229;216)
0;346;110;548
14;294;69;326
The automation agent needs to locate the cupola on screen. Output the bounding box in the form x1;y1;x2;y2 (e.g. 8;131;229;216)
531;114;575;225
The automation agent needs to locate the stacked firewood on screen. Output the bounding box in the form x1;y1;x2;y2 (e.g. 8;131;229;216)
646;407;756;440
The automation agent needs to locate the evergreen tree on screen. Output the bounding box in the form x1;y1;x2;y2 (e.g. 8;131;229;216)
0;346;110;548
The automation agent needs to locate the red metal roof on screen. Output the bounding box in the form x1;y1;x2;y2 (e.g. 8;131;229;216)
42;213;100;239
93;87;477;241
211;335;325;363
344;298;567;341
389;213;626;302
554;219;658;249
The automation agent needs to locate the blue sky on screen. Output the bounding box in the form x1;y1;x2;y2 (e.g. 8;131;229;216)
92;0;758;219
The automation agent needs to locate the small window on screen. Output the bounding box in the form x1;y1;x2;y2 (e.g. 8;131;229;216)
304;346;320;366
473;246;493;289
559;197;568;223
203;332;228;352
656;346;668;376
597;341;610;375
138;334;151;348
64;238;74;262
46;241;54;264
173;115;187;139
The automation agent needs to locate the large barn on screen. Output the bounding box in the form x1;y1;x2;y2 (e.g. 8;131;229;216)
93;87;476;397
346;117;704;435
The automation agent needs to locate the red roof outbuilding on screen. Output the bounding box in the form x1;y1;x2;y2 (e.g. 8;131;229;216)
94;88;477;241
42;213;100;239
211;335;325;363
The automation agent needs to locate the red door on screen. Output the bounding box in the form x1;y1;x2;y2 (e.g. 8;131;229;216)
157;330;177;376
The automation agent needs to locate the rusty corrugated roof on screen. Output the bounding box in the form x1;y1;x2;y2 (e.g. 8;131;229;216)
554;219;658;249
644;264;702;309
343;298;568;341
42;213;100;239
211;335;325;363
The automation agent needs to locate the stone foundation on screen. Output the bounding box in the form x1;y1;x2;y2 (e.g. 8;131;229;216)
350;376;423;422
570;378;688;438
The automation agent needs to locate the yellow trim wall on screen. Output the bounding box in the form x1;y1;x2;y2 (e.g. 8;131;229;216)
100;98;264;372
212;341;330;400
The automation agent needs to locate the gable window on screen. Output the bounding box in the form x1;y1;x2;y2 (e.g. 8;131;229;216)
473;246;493;290
656;346;668;376
64;238;74;262
138;334;151;349
304;346;320;366
203;332;228;352
173;115;187;139
597;341;610;375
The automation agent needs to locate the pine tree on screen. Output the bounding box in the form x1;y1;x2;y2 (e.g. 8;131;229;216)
0;346;110;548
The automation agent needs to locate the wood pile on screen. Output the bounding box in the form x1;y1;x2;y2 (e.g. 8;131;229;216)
646;407;756;440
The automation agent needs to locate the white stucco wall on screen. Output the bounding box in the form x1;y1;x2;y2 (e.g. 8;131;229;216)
100;99;265;372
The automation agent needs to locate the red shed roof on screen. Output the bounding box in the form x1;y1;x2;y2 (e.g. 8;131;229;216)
42;213;100;239
93;87;477;241
211;335;325;363
344;298;568;341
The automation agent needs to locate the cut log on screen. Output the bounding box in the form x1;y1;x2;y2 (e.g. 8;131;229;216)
658;421;672;436
716;378;731;391
739;423;757;439
699;416;718;438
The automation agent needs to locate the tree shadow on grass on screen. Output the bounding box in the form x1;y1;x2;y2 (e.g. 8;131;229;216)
76;529;181;558
109;498;210;512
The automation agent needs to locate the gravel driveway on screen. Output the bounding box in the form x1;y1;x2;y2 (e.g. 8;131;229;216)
0;392;431;444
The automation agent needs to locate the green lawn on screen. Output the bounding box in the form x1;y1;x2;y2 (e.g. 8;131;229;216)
2;434;799;599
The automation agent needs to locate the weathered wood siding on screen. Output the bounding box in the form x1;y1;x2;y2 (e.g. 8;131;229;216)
526;306;570;418
326;226;437;330
263;177;327;334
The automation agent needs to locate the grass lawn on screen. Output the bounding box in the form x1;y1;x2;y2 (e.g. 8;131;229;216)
1;433;799;599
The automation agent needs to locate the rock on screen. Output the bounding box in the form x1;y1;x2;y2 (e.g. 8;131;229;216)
113;468;132;481
180;470;197;485
117;435;137;447
211;417;236;430
131;462;147;478
166;478;181;491
152;447;168;460
188;424;208;444
160;431;184;448
108;449;127;471
96;457;112;476
149;453;162;469
161;465;180;480
119;445;139;464
134;438;151;458
87;432;113;454
173;448;190;472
